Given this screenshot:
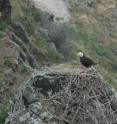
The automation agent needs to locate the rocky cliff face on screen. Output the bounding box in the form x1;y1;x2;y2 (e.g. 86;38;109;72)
5;65;117;124
0;0;117;123
33;0;70;22
0;0;11;22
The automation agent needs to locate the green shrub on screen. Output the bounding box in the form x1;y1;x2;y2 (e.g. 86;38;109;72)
20;64;29;73
0;105;10;124
0;21;6;31
4;59;13;68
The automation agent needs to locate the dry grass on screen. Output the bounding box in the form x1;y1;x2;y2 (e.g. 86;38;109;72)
0;35;31;94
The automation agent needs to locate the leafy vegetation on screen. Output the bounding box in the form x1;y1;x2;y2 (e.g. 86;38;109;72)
0;21;6;31
0;104;10;124
20;64;29;73
4;59;13;68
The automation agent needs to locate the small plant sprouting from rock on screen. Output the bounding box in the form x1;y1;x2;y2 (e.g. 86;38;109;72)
0;21;6;31
20;64;29;73
0;104;11;124
4;59;13;68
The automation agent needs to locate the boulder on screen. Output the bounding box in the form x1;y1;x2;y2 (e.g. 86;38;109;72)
19;112;30;122
30;101;42;113
22;86;37;106
47;42;58;55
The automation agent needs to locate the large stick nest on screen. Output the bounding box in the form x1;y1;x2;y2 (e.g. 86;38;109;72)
6;66;117;124
41;68;117;124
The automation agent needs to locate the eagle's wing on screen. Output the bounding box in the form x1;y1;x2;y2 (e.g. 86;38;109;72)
84;56;96;65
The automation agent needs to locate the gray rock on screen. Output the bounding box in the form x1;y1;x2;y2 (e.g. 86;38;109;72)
22;86;36;106
19;112;30;122
31;102;42;113
29;118;44;124
4;69;14;86
47;42;58;54
40;111;53;120
112;49;117;56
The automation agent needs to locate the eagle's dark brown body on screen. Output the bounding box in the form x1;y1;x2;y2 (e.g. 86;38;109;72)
80;55;96;67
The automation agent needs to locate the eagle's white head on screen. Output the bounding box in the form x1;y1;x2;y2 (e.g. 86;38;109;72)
77;52;84;57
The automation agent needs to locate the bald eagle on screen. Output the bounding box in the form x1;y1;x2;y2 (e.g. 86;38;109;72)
77;52;96;67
